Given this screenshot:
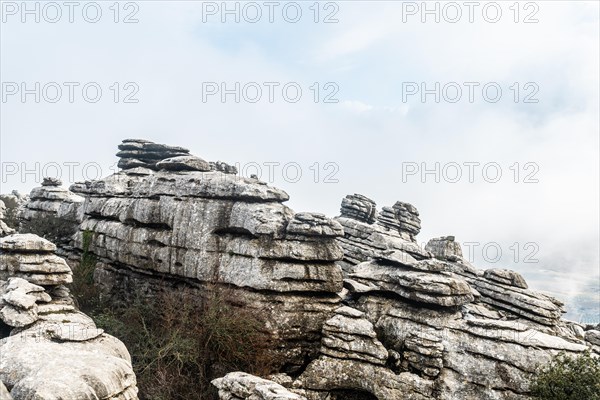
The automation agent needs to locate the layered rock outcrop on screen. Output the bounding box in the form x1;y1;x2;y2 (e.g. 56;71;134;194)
0;234;138;399
19;140;595;400
67;143;345;370
19;178;84;224
318;194;589;399
116;139;237;174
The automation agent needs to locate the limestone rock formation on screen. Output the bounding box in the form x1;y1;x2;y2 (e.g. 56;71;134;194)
210;161;238;175
67;143;345;370
22;140;596;400
20;179;83;223
0;234;73;285
212;372;306;400
296;305;434;399
335;194;431;272
156;155;212;172
340;194;378;224
0;200;15;236
376;201;421;241
117;138;191;170
0;233;138;400
425;235;463;262
327;194;591;399
346;260;475;307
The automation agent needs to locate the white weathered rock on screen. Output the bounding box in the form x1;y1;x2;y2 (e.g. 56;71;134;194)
0;234;139;400
20;184;84;232
320;306;389;365
212;372;307;400
483;268;528;289
0;381;12;400
0;234;56;252
0;235;73;285
347;261;474;307
0;327;138;400
425;236;463;262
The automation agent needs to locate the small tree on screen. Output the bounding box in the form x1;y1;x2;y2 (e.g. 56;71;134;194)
530;350;600;400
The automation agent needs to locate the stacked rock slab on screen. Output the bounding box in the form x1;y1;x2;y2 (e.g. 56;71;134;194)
0;233;138;400
20;177;83;221
296;306;434;400
117;139;239;175
70;142;345;370
0;233;73;285
340;194;378;224
116;139;191;170
376;201;421;242
322;194;592;399
19;178;84;248
335;194;431;272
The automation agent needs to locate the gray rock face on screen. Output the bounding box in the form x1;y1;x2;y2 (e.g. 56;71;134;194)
67;142;346;370
156;155;212;172
335;216;431;273
340;194;378;224
586;330;600;346
0;381;12;400
425;236;463;262
484;268;528;289
42;177;62;187
346;260;475;307
117;139;190;170
0;234;73;285
319;306;389;365
212;372;306;400
210;161;238;175
0;233;138;399
323;194;591;399
376;201;421;241
21;183;84;221
19;182;84;248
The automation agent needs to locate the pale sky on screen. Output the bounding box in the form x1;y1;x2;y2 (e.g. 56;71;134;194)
1;1;599;319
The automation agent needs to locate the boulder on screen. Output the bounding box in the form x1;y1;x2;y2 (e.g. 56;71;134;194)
156;155;212;172
212;372;306;400
425;236;463;262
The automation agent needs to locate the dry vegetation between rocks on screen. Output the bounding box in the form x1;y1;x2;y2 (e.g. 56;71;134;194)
70;231;279;400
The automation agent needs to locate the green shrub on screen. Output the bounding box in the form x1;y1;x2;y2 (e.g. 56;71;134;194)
530;350;600;400
70;230;102;312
